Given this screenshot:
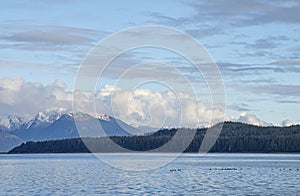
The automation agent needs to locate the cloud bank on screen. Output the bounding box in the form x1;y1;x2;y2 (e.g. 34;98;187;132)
0;77;72;118
237;112;273;127
0;77;279;128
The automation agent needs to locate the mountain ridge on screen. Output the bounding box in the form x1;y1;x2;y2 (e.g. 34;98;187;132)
1;109;299;152
0;130;23;152
0;109;150;151
11;111;143;141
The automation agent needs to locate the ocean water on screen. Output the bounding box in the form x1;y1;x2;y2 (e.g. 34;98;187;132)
0;153;299;195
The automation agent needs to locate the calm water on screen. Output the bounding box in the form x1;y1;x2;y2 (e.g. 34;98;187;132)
0;153;299;195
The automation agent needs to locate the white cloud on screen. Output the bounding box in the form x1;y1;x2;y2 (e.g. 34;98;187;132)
281;119;294;127
237;112;273;126
0;77;75;117
96;86;226;128
0;77;277;128
99;85;121;97
0;77;23;91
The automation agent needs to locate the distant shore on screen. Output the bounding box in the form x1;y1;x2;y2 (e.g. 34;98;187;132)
8;122;300;154
3;151;300;155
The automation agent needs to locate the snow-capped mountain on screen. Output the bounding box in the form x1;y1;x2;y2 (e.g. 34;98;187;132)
11;109;143;141
0;109;155;151
25;109;66;130
0;115;26;132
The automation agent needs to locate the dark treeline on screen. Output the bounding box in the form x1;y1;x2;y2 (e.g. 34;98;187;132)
9;122;300;153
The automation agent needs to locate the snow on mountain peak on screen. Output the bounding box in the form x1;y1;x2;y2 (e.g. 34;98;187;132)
0;108;114;132
66;112;111;121
95;114;110;121
0;115;25;131
26;109;69;129
36;111;60;122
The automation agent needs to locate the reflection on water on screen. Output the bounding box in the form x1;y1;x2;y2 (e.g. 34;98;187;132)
0;153;299;195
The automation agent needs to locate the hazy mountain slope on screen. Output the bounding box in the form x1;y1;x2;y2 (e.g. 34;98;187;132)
0;130;23;152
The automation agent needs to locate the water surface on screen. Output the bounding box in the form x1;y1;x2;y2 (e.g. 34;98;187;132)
0;153;299;195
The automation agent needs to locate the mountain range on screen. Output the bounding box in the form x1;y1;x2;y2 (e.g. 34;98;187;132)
0;109;151;152
2;110;299;153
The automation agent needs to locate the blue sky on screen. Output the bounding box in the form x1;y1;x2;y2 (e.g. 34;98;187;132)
0;0;299;127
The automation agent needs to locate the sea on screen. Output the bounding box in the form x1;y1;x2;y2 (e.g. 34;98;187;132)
0;153;299;195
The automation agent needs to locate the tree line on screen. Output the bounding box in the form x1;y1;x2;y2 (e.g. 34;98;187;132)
9;122;300;153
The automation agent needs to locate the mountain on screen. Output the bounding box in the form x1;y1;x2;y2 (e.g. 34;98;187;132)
11;110;141;141
0;130;23;152
24;110;64;130
9;122;300;154
0;115;26;132
0;115;26;152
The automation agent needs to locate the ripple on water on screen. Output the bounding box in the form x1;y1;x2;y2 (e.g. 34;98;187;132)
0;153;299;195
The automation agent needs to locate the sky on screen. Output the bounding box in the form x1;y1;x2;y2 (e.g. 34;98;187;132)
0;0;299;128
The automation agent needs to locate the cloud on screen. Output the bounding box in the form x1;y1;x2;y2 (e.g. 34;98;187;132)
230;36;289;49
147;0;300;49
276;100;300;104
0;77;227;127
237;112;273;126
268;60;300;73
186;0;300;27
246;39;278;50
281;119;295;127
227;103;252;112
96;85;227;128
0;77;74;117
1;31;91;45
0;77;282;128
0;25;106;51
249;84;300;97
0;77;23;91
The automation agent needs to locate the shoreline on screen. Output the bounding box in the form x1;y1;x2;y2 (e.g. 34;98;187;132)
3;151;300;155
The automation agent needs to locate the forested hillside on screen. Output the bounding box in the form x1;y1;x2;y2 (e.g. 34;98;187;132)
9;122;300;153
